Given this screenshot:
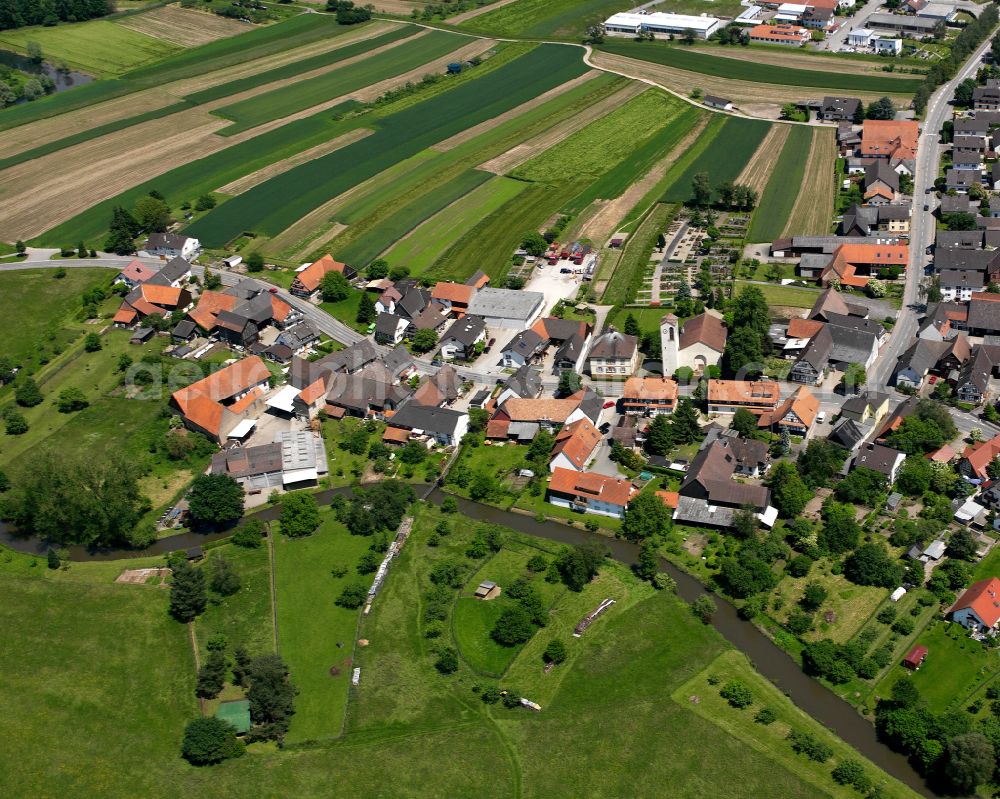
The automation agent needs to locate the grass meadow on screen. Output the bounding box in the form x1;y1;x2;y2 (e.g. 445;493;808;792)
462;0;634;38
273;511;373;743
0;20;180;76
734;279;821;308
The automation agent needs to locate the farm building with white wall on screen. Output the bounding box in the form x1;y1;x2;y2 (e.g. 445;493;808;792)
603;11;721;39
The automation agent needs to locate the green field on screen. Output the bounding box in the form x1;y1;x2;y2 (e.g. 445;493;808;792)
734;280;822;308
512;88;683;187
333;168;492;267
183;24;420;105
463;0;634;38
194;543;275;661
425;183;569;282
273;512;373;743
213;30;466;134
453;596;519;675
186;44;589;248
662;115;771;203
747;124;813;243
0;20;180;77
597;40;924;94
564;104;703;217
382;176;529;274
602;202;674;306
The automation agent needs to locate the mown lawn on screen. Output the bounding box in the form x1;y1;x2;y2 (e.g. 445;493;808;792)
273;510;373;743
734;280;821;309
0;20;180;77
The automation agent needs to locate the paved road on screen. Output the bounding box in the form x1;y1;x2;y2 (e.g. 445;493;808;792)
820;0;885;52
867;30;997;391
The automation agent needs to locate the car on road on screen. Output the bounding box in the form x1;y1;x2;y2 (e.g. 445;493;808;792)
923;204;929;211
602;400;615;409
599;422;611;434
268;287;279;294
816;411;826;424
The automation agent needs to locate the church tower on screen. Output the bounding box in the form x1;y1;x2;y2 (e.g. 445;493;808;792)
660;313;679;376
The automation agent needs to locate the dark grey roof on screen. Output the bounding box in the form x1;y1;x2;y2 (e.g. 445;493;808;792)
410;305;449;331
588;329;637;360
954;118;990;136
389;402;466;437
954;134;986;150
554;330;587;365
375;312;405;338
159;256;191;283
465;270;489;287
211;442;283;479
954;150;983;166
939;270;985;289
894;338;947;378
828;322;878;366
853;443;904;477
503;328;546;358
215;310;252;332
878;205;911;221
504;364;542;398
680;439;770;510
865;161;900;193
829;418;866;451
226;279;260;301
797;324;833;371
577;388;603;425
383;345;415;378
173;319;196;338
940;194;973;215
841;204;878;236
935;248;1000;272
957;345;1000;395
946;169;977;188
936;229;984;249
827;312;885;339
841;391;888;416
397;287;430;319
822;96;860;115
146;232;191;250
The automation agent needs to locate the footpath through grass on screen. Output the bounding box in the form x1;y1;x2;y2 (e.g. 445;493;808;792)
597;40;924;95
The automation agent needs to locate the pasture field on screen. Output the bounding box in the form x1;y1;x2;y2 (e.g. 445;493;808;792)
674;650;921;799
0;20;180;77
662;116;771;204
452;596;517;675
383;176;528;273
747;124;813;243
186;44;590;247
424;183;569;282
596;40;923;95
193;543;275;661
183;24;417;104
114;3;251;47
511;88;683;187
783;127;838;237
212;30;466;134
332;168;492;267
273;513;373;743
462;0;634;38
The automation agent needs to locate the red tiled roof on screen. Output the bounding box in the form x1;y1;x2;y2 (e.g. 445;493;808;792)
707;379;780;410
431;281;474;305
383;426;411;444
141;283;184;308
171;356;270;436
962;433;1000;479
861;120;919;161
486;418;510;439
114;306;137;324
758;385;818;429
548;467;634;508
189;290;238;330
621;377;678;407
680;312;727;353
954;578;1000;628
298;378;327;407
550;418;601;469
295;254;348;293
120;259;156;283
656;490;679;509
787;318;825;339
903;645;928;668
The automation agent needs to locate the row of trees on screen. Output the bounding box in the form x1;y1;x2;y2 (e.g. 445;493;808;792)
0;0;112;31
690;172;758;211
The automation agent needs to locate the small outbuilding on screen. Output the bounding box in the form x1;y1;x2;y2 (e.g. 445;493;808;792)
475;580;501;600
890;586;907;602
902;645;928;671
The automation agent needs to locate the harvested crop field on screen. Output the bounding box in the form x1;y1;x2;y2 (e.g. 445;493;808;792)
432;68;602;151
217;129;375;194
782;127;837;237
747;125;812;243
0;87;176;160
114;5;249;47
688;44;921;77
737;124;791;195
588;51;907;107
479;81;645;175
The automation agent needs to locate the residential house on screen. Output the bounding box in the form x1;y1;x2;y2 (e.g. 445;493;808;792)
171;356;271;443
113;282;191;327
829;417;867;451
620;376;678;416
861;119;919;172
893;338;951;388
438;315;486;360
385;402;469;447
853;442;906;484
940;194;973;216
699;428;771;477
818;243;908;289
841;204;910;237
431;281;476;317
673;437;775;529
955;344;1000;405
145;232;200;261
819;96;861;122
289;255;355;299
661;311;727;374
374;285;401;315
839;392;891;425
114;259;157;288
501;328;547;369
940;270;985;302
289;339;379;390
954;149;985;172
409;304;450;337
547;468;636;519
215;310;258;349
790;314;883;384
950;578;1000;632
968;293;1000;336
978;83;1000;111
864;161;900;202
535;317;593;374
757;385;819;439
960;432;1000;480
411;365;462;408
494;365;543;407
374;313;410;346
588;329;639;377
946;168;979;193
936;229;984;249
488;389;602;439
549;418;602;472
707;379;780;415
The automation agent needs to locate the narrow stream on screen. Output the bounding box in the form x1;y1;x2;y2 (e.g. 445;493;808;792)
0;486;933;796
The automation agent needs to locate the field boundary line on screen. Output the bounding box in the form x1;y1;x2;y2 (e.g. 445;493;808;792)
267;526;280;654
